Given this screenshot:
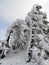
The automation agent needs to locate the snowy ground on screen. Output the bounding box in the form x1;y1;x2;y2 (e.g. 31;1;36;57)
0;49;33;65
0;48;49;65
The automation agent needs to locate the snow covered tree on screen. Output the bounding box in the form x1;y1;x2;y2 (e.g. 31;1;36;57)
25;4;49;64
6;19;30;50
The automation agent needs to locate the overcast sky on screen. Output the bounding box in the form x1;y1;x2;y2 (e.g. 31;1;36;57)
0;0;49;40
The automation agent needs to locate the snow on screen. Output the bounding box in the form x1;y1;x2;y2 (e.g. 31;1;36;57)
0;49;33;65
0;47;48;65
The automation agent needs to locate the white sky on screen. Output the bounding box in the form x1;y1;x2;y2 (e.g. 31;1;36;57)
0;0;49;22
0;0;49;40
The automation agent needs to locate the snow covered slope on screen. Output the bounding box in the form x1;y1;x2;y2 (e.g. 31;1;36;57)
0;49;33;65
0;48;49;65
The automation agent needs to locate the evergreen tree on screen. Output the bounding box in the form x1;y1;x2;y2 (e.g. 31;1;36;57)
6;19;30;50
25;4;49;64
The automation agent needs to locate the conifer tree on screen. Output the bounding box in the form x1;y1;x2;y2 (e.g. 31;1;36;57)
25;4;49;64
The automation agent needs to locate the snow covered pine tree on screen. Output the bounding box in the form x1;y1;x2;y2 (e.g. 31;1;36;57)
26;4;49;64
6;19;30;51
0;19;30;58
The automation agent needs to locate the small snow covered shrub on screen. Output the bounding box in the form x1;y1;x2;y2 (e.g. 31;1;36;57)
0;41;10;59
0;41;6;59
